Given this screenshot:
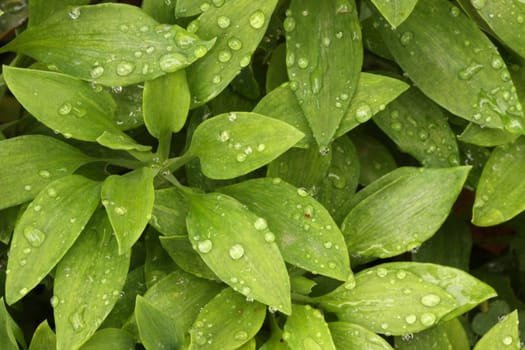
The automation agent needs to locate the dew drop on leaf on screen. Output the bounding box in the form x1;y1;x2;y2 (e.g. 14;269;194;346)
228;38;243;51
249;10;265;29
217;15;231;29
264;232;275;243
229;244;245;260
420;313;436;326
254;217;268;231
116;61;135;76
69;309;86;332
400;31;414;46
58;102;72;115
502;336;514;346
405;314;417;324
283;17;296;32
197;239;213;253
420;294;441;307
233;330;248;341
68;7;80;20
355;103;372;123
90;65;104;79
159;53;187;72
218;49;232;63
23;226;46;247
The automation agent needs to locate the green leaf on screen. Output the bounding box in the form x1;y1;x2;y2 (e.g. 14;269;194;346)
5;175;101;304
265;43;288;92
150;186;189;236
186;192;291;314
219;178;351;281
318;264;460;335
329;322;394;350
141;0;176;23
282;304;336;350
473;137;525;226
236;339;256;350
381;262;497;320
189;112;304;180
135;296;183;350
351;132;397;186
0;135;92;210
474;310;520;350
159;235;218;280
1;3;215;86
286;0;362;149
0;298;24;350
3;67;150;152
187;0;278;106
29;0;90;27
142;269;223;334
79;328;134;350
460;142;491;191
29;320;56;350
102;167;155;254
459;0;525;60
175;0;207;18
458;123;519;147
259;316;287;350
111;84;145;131
373;87;460;167
374;0;524;132
54;210;131;350
189;287;266;349
370;0;418;28
143;70;190;138
144;229;177;288
394;318;470;350
341;166;469;259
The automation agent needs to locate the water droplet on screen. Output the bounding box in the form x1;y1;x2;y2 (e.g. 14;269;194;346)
197;240;213;253
391;121;403;131
47;188;57;197
217;15;230;28
491;55;503;70
228;38;242;51
194;45;208;58
116;61;135;76
69;7;80;20
58;102;72;115
324;241;333;249
233;330;248;341
241;286;251;295
24;226;46;247
38;170;51;178
502;335;513;345
396;271;406;279
199;2;210;12
19;287;28;295
218;130;230;142
229;244;245;260
69;309;85;332
283;17;296;32
297;187;309;197
421;294;441;307
50;295;59;308
450;6;460;17
212;75;222;84
458;62;484;80
355;104;372;122
249;10;265;29
159;53;187;72
114;206;127;216
264;232;275;242
420;313;436;326
239;55;251;67
376;268;388;277
236;153;247;162
19;259;27;266
402;333;414;342
405;314;417;324
254;217;268;230
90;65;104;79
471;0;486;9
400;31;413;46
218;49;232;63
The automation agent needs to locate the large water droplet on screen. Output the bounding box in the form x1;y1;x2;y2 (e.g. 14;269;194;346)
249;10;265;29
297;57;309;69
228;38;242;51
218;130;230;142
239;55;251;67
420;294;441;307
400;31;413;46
376;268;388;277
420;313;436;326
217;15;230;28
159;53;187;72
58;102;72;115
116;61;135;76
24;226;46;247
283;17;296;32
229;244;245;260
297;187;309;197
90;65;105;79
198;240;213;253
233;330;248;341
355;103;372;123
254;217;268;231
218;49;232;63
405;314;417;324
502;335;513;346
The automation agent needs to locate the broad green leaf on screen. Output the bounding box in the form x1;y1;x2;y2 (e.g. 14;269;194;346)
219;178;351;281
373;87;460;167
142;0;176;23
459;0;525;60
0;206;18;244
6;175;100;304
267;147;332;191
187;0;278;106
143;70;190;138
189;287;266;349
111;84;145;131
351;132;397;186
460;142;491;190
102;167;155;254
0;135;92;210
3;67;150;151
458;123;519;147
136;296;183;350
316;135;360;222
474;310;520;350
471;300;512;336
334;73;409;137
318;264;459;335
54;210;131;350
371;0;418;28
0;298;24;350
473;137;525;226
283;304;336;350
186;193;291;314
329;322;394;350
382;262;497;320
259;316;287;350
144;229;177;288
1;4;215;86
286;0;362;149
394;318;470;350
341;166;469;259
150;186;189;236
236;339;256;350
290;276;317;295
189;112;304;180
374;0;524;132
29;320;56;350
28;0;90;27
79;328;134;350
160;235;218;280
175;0;207;18
265;43;288;92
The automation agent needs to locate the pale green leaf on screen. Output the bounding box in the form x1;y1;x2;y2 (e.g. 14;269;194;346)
458;123;519;147
29;320;56;350
186;193;291;314
1;3;215;86
175;0;207;18
189;287;266;349
189;112;304;180
219;178;351;281
395;318;469;350
28;0;90;27
0;135;92;210
375;0;524;132
54;210;130;350
341;166;469;259
79;328;134;350
150;186;189;236
101;167;155;254
283;304;336;350
474;310;520;350
473;137;525;226
371;0;418;28
136;296;183;350
329;322;394;350
0;298;24;350
142;0;176;23
187;0;278;106
286;0;362;149
6;175;101;304
144;229;177;288
265;43;288;92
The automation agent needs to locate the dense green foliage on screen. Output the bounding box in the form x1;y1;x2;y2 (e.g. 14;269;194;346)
0;0;524;349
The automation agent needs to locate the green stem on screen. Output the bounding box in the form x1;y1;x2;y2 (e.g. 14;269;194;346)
291;293;316;304
156;131;172;161
162;151;195;173
98;158;145;170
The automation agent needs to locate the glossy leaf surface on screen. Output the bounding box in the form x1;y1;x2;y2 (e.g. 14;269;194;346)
136;296;183;350
79;328;134;350
395;318;469;350
150;186;189;236
329;322;393;350
473;310;520;350
283;304;336;350
370;0;418;28
29;320;56;350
